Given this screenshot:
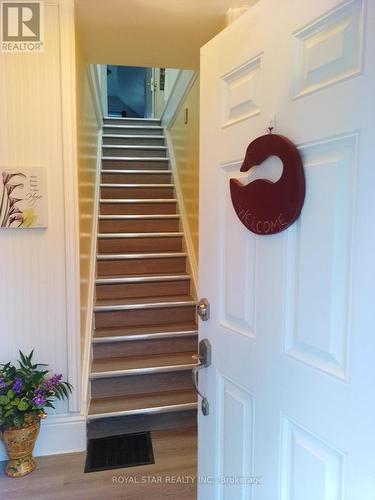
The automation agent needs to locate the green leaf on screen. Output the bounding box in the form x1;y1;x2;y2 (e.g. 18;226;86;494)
7;389;15;400
17;400;29;411
61;384;68;398
62;382;73;394
19;350;27;366
13;414;24;428
0;395;10;406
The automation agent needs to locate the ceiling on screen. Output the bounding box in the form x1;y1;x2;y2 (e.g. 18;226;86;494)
75;0;256;69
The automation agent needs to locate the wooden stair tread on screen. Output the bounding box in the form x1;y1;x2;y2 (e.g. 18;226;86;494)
102;144;168;151
98;232;183;237
102;156;167;161
100;198;177;202
101;169;170;174
100;183;173;187
91;351;196;373
95;294;195;307
103;135;164;138
97;251;185;257
93;322;198;339
96;272;190;280
103;124;162;127
89;389;197;415
99;214;179;219
103;118;161;122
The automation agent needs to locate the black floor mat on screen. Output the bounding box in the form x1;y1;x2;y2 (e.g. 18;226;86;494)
84;431;155;473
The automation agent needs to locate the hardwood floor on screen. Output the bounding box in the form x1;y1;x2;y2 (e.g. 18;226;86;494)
0;427;197;500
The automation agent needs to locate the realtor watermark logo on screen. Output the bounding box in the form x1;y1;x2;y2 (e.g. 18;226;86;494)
1;1;44;52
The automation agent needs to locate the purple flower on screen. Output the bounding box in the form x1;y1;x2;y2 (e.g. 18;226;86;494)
12;377;23;394
42;373;62;392
0;378;5;391
51;374;62;385
32;389;46;407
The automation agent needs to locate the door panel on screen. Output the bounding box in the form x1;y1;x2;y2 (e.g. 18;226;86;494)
198;1;375;499
291;0;364;99
281;415;345;500
220;161;258;339
284;134;357;380
217;376;255;500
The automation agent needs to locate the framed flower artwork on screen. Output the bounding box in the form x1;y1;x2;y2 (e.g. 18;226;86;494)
0;167;47;228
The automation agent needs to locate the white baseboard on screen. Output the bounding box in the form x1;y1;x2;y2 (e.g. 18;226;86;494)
0;414;86;461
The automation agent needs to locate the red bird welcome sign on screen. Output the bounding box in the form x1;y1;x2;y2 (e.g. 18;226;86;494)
230;134;305;235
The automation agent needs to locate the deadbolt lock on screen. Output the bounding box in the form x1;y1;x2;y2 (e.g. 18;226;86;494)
192;339;212;416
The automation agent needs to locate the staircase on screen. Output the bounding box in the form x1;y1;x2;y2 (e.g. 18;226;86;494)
87;117;198;439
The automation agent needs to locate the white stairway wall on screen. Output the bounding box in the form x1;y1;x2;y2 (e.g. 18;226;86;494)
0;0;85;458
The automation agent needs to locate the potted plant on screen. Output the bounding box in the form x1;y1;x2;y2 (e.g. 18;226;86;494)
0;351;72;478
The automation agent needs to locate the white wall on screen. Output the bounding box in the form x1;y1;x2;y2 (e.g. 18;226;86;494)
164;69;181;102
0;0;85;458
164;73;199;289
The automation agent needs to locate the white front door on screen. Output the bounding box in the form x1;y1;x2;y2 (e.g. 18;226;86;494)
198;1;375;499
